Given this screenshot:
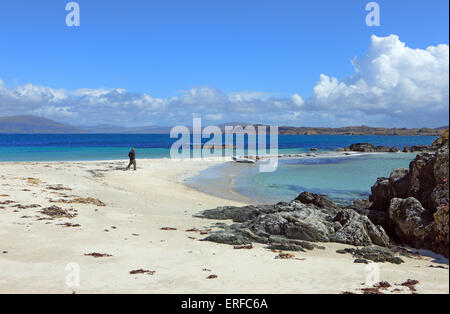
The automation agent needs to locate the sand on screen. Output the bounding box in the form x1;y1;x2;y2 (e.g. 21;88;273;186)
0;158;448;294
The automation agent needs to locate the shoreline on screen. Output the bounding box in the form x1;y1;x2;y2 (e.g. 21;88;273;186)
0;158;448;294
0;149;417;163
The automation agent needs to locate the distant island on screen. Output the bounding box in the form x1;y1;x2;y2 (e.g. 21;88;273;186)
276;125;447;136
0;115;81;134
0;115;171;134
0;115;447;136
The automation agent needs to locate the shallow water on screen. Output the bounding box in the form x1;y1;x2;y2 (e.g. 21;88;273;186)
187;153;418;205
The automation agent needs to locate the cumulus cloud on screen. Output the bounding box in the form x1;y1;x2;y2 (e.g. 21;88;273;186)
0;35;448;127
291;94;304;108
304;35;449;126
0;81;299;126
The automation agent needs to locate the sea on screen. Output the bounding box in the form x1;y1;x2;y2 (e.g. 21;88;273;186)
0;134;436;204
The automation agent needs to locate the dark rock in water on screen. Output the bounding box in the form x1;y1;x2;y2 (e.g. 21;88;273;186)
389;146;400;153
342;142;429;153
403;145;432;153
344;143;377;152
336;246;404;264
197;192;390;249
368;130;449;257
343;143;400;153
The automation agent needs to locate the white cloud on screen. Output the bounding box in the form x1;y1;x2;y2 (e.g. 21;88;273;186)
34;106;77;118
291;94;304;107
205;113;223;121
304;35;449;126
0;35;448;127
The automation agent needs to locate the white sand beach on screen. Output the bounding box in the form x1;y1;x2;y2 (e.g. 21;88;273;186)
0;158;448;294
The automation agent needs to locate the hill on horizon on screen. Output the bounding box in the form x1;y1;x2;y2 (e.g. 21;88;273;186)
0;115;447;135
0;115;82;134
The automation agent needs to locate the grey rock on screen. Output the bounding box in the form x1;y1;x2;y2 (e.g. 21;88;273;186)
367;131;449;257
388;197;434;248
204;231;252;245
336;246;404;264
354;259;369;264
197;192;390;249
294;191;341;213
403;145;432;153
343;143;401;153
368;210;389;229
369;177;391;211
344;143;377;152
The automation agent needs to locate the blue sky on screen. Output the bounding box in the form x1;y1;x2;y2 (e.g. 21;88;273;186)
0;0;449;127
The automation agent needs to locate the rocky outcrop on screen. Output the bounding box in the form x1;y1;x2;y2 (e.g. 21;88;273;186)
369;168;411;211
388;198;434;248
336;246;404;264
402;145;432;153
340;143;433;153
370;140;448;214
197;192;390;249
195;131;449;258
433;205;449;257
294;191;341;212
341;143;400;153
368;130;449;257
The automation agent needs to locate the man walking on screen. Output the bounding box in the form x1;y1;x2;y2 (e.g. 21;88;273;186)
127;147;137;171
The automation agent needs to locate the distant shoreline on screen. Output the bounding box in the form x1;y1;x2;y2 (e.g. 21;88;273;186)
0;115;447;135
0;132;444;136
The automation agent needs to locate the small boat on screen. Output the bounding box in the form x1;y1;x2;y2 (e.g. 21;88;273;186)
232;156;256;164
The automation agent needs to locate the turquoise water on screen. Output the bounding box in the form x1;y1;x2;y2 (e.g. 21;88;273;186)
0;134;435;161
0;146;170;162
233;153;417;204
188;153;418;205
